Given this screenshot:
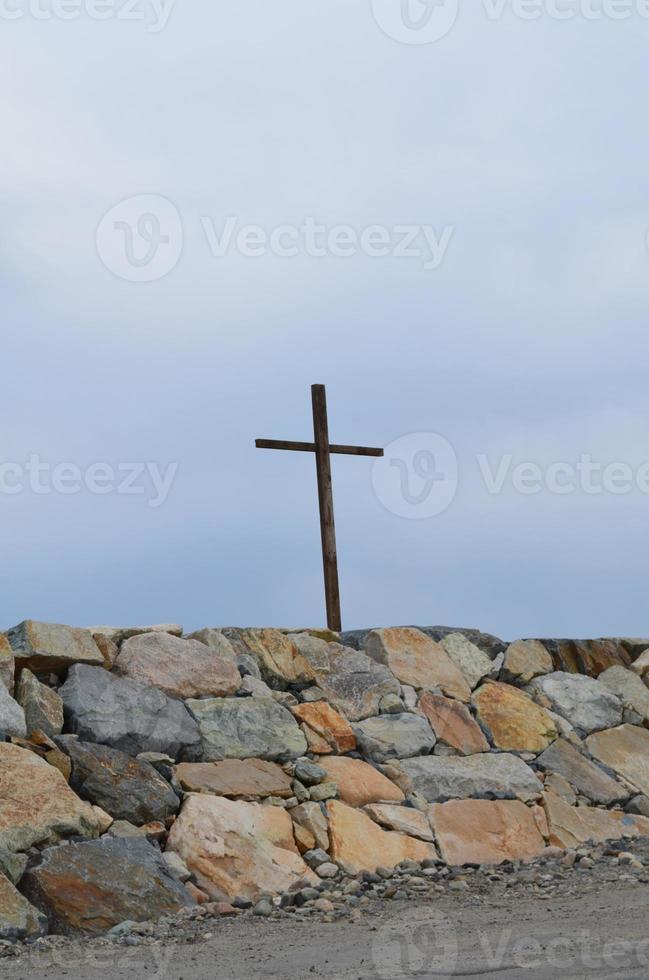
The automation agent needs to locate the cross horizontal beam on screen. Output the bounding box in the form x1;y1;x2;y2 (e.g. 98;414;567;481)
255;439;384;458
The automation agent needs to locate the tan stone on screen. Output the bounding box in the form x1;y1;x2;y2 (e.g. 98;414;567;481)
115;633;240;700
174;759;293;799
543;790;649;849
293;823;316;854
430;799;546;867
327;800;435;874
291;702;356;754
0;635;14;692
290;802;330;851
238;629;317;688
90;624;183;644
16;670;64;739
585;724;649;797
166;794;317;902
318;756;404;808
418;692;488;755
503;640;553;685
631;649;649;678
0;742;107;853
301;724;333;755
363;804;435;842
365;628;471;701
92;633;119;669
0;873;47;942
472;681;557;753
7;621;104;675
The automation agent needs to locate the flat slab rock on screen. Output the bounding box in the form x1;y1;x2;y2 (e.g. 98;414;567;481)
585;724;649;797
16;670;63;739
326;800;436;874
502;640;553;685
543;791;649;849
363;803;434;842
0;742;107;854
21;837;194;936
352;713;436;762
291;702;356;754
167;794;317;902
59;664;201;761
398;753;542;803
439;632;495;690
418;692;489;755
7;621;104;674
527;672;623;736
598;666;649;723
56;737;180;824
471;681;557;753
430;799;547;867
186;697;307;762
318;756;405;807
536;737;629;805
365;628;471;702
114;632;241;700
174;759;293;799
304;643;401;722
0;874;47;943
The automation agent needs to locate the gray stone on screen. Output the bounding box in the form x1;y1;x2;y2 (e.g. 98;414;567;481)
0;684;26;739
598;666;649;722
536;738;629;805
303;848;330;869
352;714;436;762
186;697;307;762
15;669;63;738
294;760;327;786
439;633;494;690
309;781;337;802
7;621;104;674
0;846;28;886
399;754;542;803
626;795;649;818
0;875;47;943
55;737;180;824
162;851;192;882
308;647;401;722
89;624;183;645
527;672;623;737
379;694;406;714
59;664;200;761
0;635;14;692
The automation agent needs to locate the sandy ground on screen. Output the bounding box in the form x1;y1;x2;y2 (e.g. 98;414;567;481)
2;881;649;980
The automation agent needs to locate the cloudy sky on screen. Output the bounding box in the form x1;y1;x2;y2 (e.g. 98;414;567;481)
2;0;649;640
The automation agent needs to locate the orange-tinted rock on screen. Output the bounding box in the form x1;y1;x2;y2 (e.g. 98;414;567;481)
472;681;557;753
542;639;632;677
430;799;546;867
291;703;356;754
365;628;471;701
301;724;333;754
363;804;434;841
318;756;404;808
293;823;316;854
166;794;316;902
326;800;435;874
418;692;488;755
174;759;293;799
234;629;317;689
543;791;649;849
115;633;241;700
290;802;330;851
585;725;649;797
503;640;553;685
0;874;47;942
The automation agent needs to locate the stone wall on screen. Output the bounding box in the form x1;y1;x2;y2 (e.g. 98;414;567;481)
1;620;649;941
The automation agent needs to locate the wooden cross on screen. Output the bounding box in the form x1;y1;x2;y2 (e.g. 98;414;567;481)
256;384;384;632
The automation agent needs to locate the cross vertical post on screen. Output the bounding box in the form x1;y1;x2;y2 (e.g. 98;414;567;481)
311;384;342;632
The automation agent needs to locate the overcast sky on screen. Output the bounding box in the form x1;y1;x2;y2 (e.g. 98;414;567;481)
2;0;649;640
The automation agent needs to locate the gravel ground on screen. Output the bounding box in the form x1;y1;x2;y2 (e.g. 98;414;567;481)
4;839;649;979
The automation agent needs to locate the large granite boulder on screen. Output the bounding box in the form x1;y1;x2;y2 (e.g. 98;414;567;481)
21;838;194;935
304;645;401;722
0;684;26;739
89;624;183;645
418;692;489;755
398;754;542;803
186;697;307;762
471;681;557;753
222;629;316;690
439;633;495;690
598;666;649;722
0;635;14;691
363;804;434;841
527;672;623;736
352;714;436;762
115;632;240;700
536;738;629;805
166;794;316;902
291;702;356;754
430;799;546;867
326;800;436;874
0;743;108;853
502;640;553;685
543;790;649;849
56;737;180;824
318;756;405;807
365;628;470;701
15;670;63;738
59;665;201;761
0;875;47;943
585;725;649;797
7;621;104;674
539;638;632;677
174;759;293;799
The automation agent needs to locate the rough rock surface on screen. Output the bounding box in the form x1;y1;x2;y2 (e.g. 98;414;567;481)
89;624;183;644
502;639;553;685
527;671;623;736
16;669;63;738
115;632;240;700
586;724;649;797
0;635;14;691
0;684;26;739
536;737;629;805
472;681;557;753
167;794;316;902
363;803;434;841
326;800;436;873
318;756;405;807
540;638;632;676
291;702;356;754
365;628;470;701
290;802;330;852
59;664;201;761
56;737;180;824
186;697;307;762
543;790;649;849
0;743;107;853
0;874;47;942
7;621;104;674
399;753;542;803
308;645;401;722
598;666;649;722
174;759;293;799
430;799;547;866
352;713;436;762
224;629;316;689
439;632;495;690
418;692;489;754
21;838;193;935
